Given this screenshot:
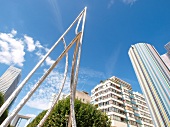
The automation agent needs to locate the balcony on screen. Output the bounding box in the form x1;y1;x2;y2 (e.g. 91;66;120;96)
122;97;125;100
129;95;135;99
136;119;142;124
134;112;140;117
128;90;133;94
131;100;136;104
132;106;138;110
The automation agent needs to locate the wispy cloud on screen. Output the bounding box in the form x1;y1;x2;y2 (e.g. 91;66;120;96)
26;67;106;110
79;67;105;79
24;35;36;52
0;29;106;110
77;68;106;91
48;0;64;33
108;0;137;8
108;0;115;8
105;45;121;77
123;0;137;5
26;69;70;110
34;44;55;66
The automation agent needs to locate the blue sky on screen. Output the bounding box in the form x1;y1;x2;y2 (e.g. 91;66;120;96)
0;0;169;121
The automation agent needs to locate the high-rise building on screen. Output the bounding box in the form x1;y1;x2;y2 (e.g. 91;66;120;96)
0;66;21;100
161;42;170;69
165;42;170;52
91;76;154;127
128;43;170;127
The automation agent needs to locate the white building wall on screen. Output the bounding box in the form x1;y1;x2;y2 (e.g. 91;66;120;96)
91;76;154;127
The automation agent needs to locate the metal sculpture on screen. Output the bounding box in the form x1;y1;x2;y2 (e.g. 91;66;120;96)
0;7;87;127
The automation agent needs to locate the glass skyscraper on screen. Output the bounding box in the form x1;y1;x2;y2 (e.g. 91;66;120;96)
128;43;170;127
0;66;21;100
165;42;170;52
161;42;170;69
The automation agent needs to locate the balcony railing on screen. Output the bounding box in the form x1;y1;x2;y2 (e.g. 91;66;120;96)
128;90;133;94
134;112;140;117
131;100;136;104
130;95;135;99
136;119;142;124
132;106;138;110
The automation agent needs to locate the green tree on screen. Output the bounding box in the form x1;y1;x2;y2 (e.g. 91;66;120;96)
0;92;8;125
27;98;111;127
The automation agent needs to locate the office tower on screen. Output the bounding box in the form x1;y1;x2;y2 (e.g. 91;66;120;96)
0;66;21;100
91;76;154;127
161;42;170;69
128;43;170;127
165;42;170;52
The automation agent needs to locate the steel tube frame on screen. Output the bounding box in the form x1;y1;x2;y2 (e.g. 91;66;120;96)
0;7;86;117
37;38;68;127
69;6;87;127
0;7;86;127
0;33;82;127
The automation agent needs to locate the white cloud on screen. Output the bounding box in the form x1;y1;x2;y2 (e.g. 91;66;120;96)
0;30;25;66
11;29;17;36
26;66;106;110
24;35;36;52
26;69;70;110
45;57;55;66
35;44;55;66
0;29;106;111
35;41;43;49
0;29;56;67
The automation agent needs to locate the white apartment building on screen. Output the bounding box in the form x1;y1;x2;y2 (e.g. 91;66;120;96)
91;76;154;127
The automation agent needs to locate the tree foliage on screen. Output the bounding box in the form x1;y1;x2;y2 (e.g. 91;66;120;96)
27;98;111;127
0;92;8;125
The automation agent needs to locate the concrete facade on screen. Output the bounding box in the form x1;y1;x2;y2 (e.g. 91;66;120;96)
91;76;154;127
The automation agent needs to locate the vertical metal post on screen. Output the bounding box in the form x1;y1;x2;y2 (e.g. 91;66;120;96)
37;38;68;127
69;6;87;127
